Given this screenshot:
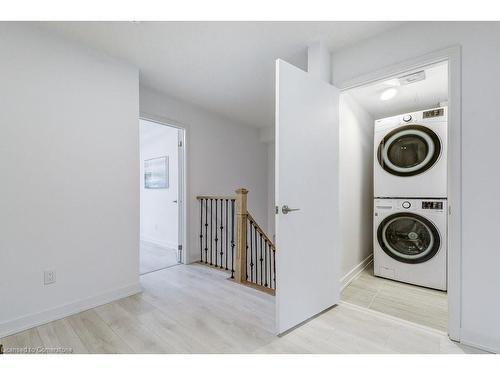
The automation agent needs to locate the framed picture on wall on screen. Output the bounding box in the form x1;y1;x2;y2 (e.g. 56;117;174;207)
144;156;169;189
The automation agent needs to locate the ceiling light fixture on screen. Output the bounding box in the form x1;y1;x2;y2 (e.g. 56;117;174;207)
382;78;401;87
380;88;398;101
399;70;426;85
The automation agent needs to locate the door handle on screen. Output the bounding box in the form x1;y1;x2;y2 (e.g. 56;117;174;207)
282;205;300;214
173;200;178;203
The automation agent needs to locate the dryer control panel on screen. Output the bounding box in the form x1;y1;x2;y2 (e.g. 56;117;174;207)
422;201;444;210
423;108;444;119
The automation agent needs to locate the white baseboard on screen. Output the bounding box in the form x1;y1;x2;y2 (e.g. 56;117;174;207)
140;236;177;250
340;254;373;291
0;282;142;338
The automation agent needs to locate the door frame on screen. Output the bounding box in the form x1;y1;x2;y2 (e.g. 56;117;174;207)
139;114;188;265
337;46;462;341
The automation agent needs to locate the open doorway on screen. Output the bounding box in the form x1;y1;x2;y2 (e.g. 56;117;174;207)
139;118;185;275
339;60;450;332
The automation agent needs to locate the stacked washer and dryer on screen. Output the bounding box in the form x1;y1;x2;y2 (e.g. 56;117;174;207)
373;107;448;291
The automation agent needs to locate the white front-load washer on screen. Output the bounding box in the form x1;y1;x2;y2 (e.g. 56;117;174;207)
373;198;447;290
374;107;447;198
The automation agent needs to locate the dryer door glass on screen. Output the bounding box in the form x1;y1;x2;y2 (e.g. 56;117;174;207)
377;212;441;264
378;125;441;177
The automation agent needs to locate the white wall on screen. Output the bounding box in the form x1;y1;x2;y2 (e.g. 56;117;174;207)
140;120;179;249
0;25;140;337
140;86;268;263
331;21;500;353
339;93;374;285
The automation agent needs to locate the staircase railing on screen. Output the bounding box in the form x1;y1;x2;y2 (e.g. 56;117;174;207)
196;188;276;295
197;195;236;277
245;212;276;292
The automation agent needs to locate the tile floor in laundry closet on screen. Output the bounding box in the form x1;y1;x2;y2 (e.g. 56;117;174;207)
341;264;448;332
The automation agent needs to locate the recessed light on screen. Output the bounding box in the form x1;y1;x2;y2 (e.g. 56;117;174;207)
380;88;398;101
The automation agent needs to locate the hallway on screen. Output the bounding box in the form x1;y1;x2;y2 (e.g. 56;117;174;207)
140;240;178;274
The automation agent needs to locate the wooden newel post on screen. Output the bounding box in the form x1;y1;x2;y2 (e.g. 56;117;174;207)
235;188;248;283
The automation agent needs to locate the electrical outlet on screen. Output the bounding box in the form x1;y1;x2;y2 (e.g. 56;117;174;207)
44;270;56;285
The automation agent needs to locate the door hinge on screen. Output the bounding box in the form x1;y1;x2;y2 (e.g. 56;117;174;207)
177;244;183;263
178;140;183;147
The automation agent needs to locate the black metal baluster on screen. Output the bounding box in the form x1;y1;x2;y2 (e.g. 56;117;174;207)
199;199;203;262
249;220;254;282
272;248;276;289
259;233;263;286
225;199;228;270
204;199;208;263
254;225;258;283
219;199;224;269
245;218;249;280
230;199;235;278
264;240;268;287
210;199;213;265
214;199;219;268
256;233;260;285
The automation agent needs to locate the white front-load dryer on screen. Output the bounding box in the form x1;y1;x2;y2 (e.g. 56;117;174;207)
374;107;447;198
373;198;447;290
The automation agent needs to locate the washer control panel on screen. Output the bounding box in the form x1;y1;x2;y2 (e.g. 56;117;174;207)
375;199;447;215
422;201;444;210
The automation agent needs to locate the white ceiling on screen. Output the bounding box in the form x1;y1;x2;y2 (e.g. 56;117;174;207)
33;21;402;128
347;62;448;120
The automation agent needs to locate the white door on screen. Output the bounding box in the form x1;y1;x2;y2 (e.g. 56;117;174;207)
275;59;340;334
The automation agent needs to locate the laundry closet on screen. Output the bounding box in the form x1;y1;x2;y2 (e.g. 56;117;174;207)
339;61;449;332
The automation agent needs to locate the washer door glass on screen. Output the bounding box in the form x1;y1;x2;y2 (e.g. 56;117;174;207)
377;213;441;264
378;125;441;176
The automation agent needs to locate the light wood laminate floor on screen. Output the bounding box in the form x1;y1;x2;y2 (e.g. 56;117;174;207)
0;264;484;354
341;264;448;332
140;240;178;275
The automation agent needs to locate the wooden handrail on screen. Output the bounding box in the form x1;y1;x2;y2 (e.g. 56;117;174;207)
246;212;276;250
